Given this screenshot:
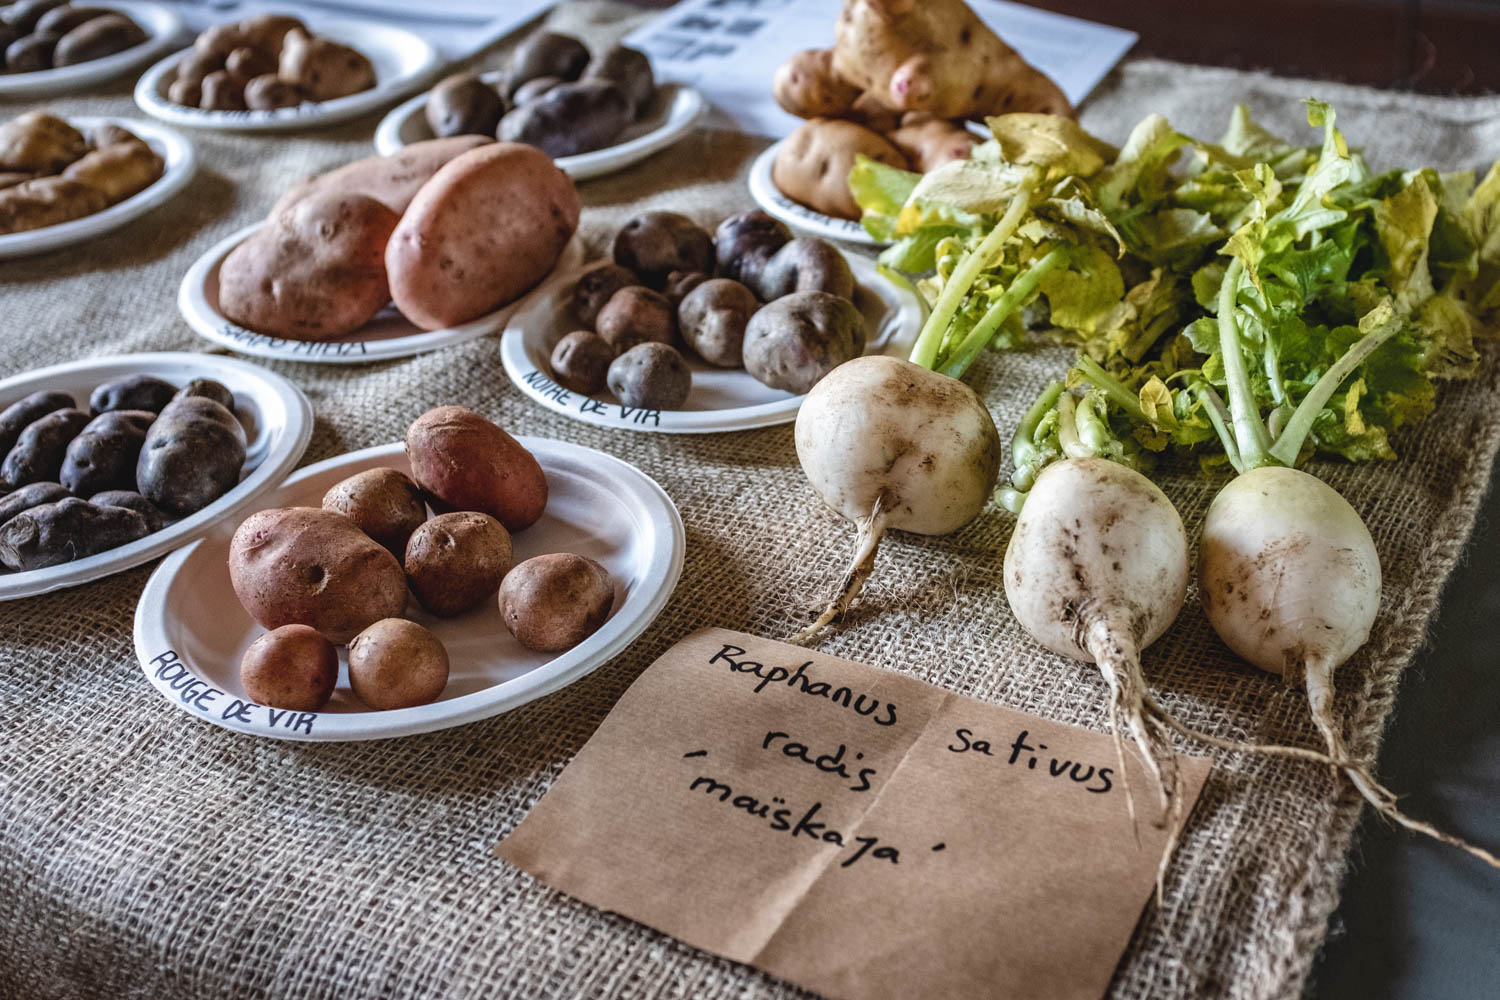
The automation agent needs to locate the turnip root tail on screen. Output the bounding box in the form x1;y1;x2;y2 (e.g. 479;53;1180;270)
787;501;889;646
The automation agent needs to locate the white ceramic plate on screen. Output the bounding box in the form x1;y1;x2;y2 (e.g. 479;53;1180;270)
179;226;585;364
0;352;312;601
0;116;196;260
134;438;684;741
374;74;706;180
0;1;184;98
748;140;880;246
500;251;925;433
134;18;441;131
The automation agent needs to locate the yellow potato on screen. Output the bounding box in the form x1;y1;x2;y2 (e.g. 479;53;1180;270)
771;118;907;220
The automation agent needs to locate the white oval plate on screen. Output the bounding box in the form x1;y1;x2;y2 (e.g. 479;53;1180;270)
0;116;196;260
0;1;184;98
134;438;684;741
134;18;440;131
0;352;312;601
374;74;706;181
748;140;880;246
179;225;585;364
500;251;924;433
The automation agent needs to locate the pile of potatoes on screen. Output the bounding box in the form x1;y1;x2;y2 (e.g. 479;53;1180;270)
218;137;580;340
0;112;164;235
426;29;655;159
229;406;616;714
1;1;147;74
0;374;245;571
551;210;867;409
164;14;374;112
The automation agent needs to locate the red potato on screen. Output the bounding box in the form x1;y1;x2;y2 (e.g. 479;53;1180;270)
239;624;339;712
271;136;493;218
348;618;449;710
385;142;581;330
832;0;1072;120
404;406;548;533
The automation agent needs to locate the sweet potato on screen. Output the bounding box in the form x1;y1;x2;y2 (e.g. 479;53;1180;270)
832;0;1071;120
772;118;906;220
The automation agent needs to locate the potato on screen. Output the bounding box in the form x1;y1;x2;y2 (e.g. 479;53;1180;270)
167;78;203;108
321;467;427;556
2;1;68;36
61;140;164;205
237;14;305;58
59;409;154;496
843;92;903;134
0;497;148;570
5;32;59;73
386;143;580;331
272;136;492;217
89;375;176;415
773;48;859;119
771;118;907;220
0;481;69;528
243;74;303;110
742;290;866;394
199;70;247;111
278;28;375;102
511;75;562;107
888;116;978;172
662;270;707;309
347;618;449;710
497;80;632;159
0;177;106;234
224;45;274;81
192;22;248;61
53;12;146;66
498;552;614;652
607;343;691;410
595;286;674;353
173;48;225;90
678;278;757;367
582;44;654;117
0;111;88;174
219;191;400;341
714;210;791;290
404;511;512;617
0;390;75;458
89;489;165;532
549;330;614;395
572;264;638;328
405;406;547;532
503;30;588;100
754;237;854;301
35;7;110;37
136;396;246;515
1;407;89;489
228;507;409;644
0;171;32;191
612;211;714;289
239;624;338;712
172;378;235;412
424;73;504;139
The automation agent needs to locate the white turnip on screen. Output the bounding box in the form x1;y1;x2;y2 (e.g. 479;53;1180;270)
1004;456;1190;831
789;354;1001;644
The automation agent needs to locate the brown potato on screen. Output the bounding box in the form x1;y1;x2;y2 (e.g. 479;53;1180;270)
549;330;614;395
224;45;274;81
611;211;714;289
243;74;304;110
219;190;400;341
424;73;504;139
52;12;147;67
888;116;978;172
192;22;248;61
237;14;306;58
272;136;492;218
385;142;580;330
771;118;907;220
228;506;409;645
498;552;614;652
595;286;674;353
239;624;338;711
0;176;107;235
502;31;588;100
607;343;691;410
199;70;247;111
0;111;88;174
662;270;708;309
347;618;449;710
753;237;854;301
404;406;547;532
678;278;757;367
278;28;375;102
322;467;427;556
572;264;638;328
404;511;512;617
772;48;859;119
742;290;866;394
61;139;164;205
582;44;654;118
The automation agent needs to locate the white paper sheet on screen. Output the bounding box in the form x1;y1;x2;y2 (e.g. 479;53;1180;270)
159;0;558;60
624;0;1137;137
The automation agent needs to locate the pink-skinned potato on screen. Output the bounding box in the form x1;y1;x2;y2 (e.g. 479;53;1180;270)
228;506;409;645
404;406;547;532
272;135;492;218
385;142;580;331
218;191;399;342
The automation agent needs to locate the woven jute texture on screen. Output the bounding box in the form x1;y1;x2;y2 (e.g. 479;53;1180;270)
2;4;1498;999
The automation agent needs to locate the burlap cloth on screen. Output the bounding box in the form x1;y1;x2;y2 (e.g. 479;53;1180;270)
2;4;1498;998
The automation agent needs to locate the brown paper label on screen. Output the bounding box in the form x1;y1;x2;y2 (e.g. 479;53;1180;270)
497;628;1209;1000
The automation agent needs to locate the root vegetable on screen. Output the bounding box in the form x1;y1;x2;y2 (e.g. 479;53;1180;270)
595;286;675;353
347;618;449;710
612;212;714;289
239;624;338;712
549;330;614;395
607;343;691;410
789;355;999;643
499;552;614;652
321;467;427;556
773;48;860;119
573;264;639;328
742;290;866;394
754;237;855;301
404;511;512;617
404;406;547;532
714;210;791;290
772;118;906;221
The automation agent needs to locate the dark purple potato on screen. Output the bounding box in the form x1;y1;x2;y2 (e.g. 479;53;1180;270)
35;6;109;37
89;489;166;532
52;13;145;66
549;330;614;395
89;374;177;415
0;497;149;571
1;408;89;489
678;278;757;368
502;30;589;99
424;73;504;138
59;410;154;496
0;481;70;528
572;264;638;328
754;237;855;301
582;44;654;117
5;31;59;73
0;390;75;457
607;343;691;410
741;290;866;394
136;396;246;515
172;378;235;413
662;270;708;309
497;80;631;158
612;211;715;289
510;74;562;107
715;210;792;291
2;0;68;36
